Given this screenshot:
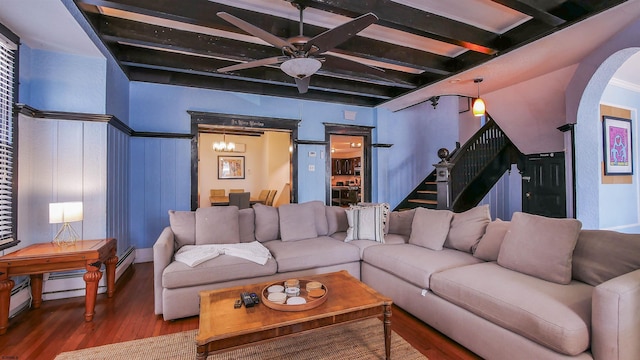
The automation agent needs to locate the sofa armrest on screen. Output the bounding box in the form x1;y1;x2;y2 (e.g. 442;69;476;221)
153;226;175;315
592;268;640;360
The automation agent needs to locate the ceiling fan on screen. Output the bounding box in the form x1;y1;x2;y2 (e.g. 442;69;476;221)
216;2;383;94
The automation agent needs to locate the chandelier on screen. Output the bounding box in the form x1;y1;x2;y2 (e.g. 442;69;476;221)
213;134;235;152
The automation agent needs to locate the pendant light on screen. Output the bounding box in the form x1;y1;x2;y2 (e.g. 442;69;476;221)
472;78;486;117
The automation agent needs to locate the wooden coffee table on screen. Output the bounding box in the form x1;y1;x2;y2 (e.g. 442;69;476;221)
196;270;393;360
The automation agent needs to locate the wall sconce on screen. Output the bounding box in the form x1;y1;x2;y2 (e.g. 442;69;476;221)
49;202;83;246
472;78;486;117
350;142;362;148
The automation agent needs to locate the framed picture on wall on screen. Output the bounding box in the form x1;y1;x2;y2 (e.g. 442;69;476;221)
603;116;633;175
218;156;245;179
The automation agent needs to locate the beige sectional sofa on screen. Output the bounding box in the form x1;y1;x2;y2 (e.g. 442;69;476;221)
153;201;640;360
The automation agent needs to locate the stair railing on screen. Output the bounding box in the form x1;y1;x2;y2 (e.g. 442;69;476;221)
442;115;511;208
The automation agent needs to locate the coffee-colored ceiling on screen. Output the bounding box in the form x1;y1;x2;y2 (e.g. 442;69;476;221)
70;0;627;107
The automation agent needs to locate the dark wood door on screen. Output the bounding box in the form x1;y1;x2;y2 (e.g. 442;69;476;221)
522;152;566;218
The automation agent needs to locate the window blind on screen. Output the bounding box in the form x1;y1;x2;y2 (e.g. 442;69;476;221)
0;34;15;245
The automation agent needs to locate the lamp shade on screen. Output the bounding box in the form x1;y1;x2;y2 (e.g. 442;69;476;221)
472;98;486;117
280;58;321;79
49;202;83;224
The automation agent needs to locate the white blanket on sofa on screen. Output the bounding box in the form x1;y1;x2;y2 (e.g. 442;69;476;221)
174;241;272;267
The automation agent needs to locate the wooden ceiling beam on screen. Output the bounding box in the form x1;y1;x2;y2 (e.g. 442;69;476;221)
127;67;386;106
114;44;410;97
294;0;500;54
78;0;455;75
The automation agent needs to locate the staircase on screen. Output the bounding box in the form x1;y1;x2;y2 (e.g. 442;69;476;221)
394;116;521;212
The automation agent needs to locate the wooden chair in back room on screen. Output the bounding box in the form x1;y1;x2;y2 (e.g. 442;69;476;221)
257;189;270;203
265;190;277;206
209;189;225;205
229;189;244;193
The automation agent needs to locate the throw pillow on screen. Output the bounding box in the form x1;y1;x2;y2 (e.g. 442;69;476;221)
168;210;195;249
445;205;491;253
472;219;510;261
497;212;582;285
278;202;318;241
408;208;454;250
194;206;240;245
344;204;388;242
572;229;640;286
326;206;348;235
253;203;279;242
358;202;391;234
387;208;416;236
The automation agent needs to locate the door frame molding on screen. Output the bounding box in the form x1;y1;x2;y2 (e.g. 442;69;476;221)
188;111;300;210
324;123;373;205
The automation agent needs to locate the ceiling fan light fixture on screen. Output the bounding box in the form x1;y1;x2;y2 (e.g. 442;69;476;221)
280;58;321;79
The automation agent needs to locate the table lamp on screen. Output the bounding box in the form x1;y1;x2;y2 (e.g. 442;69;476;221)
49;202;83;246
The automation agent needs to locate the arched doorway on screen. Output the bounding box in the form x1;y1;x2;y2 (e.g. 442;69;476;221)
571;47;640;229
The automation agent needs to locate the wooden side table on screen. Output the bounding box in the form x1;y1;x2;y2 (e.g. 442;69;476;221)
0;238;117;335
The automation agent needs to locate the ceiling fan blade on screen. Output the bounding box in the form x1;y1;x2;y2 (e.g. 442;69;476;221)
217;12;295;51
323;54;385;75
304;13;378;54
218;56;287;73
295;77;311;94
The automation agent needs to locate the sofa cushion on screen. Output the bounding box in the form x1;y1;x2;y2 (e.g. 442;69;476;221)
278;202;318;241
363;244;482;289
388;209;415;236
472;219;510;261
239;208;256;243
431;262;593;356
347;235;407;258
498;212;581;284
253;203;279;242
326;206;348;235
409;208;453;250
168;210;195;249
307;200;329;236
444;204;491;253
194;206;240;245
572;229;640;286
263;236;360;272
345;204;387;242
162;255;277;289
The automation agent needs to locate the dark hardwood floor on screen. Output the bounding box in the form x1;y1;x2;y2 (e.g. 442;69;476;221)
0;262;481;360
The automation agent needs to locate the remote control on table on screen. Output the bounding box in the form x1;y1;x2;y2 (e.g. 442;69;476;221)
240;292;254;307
249;292;260;304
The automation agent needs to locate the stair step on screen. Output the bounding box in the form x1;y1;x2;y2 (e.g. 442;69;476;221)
425;181;437;185
417;190;437;195
408;199;438;205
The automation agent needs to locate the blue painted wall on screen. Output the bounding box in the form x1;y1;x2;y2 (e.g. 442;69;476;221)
128;82;377;248
19;47;106;114
377;96;459;208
